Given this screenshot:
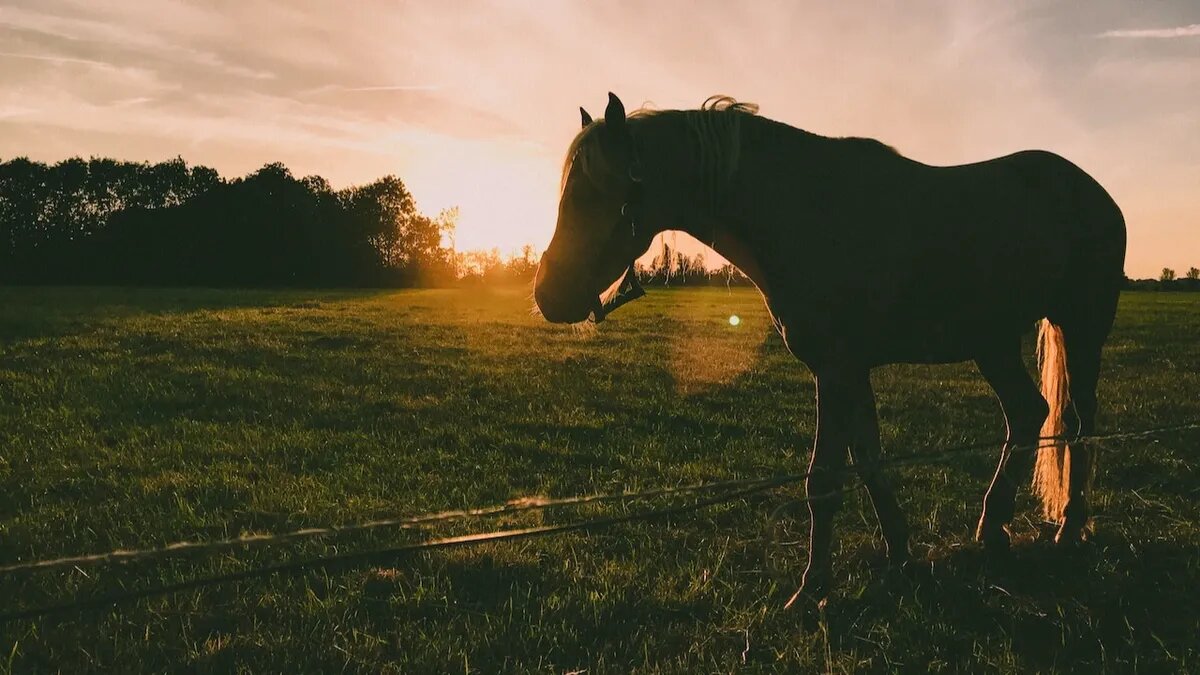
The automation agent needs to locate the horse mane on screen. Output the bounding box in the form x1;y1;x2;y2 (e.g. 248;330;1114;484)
560;95;760;199
840;136;900;156
685;96;759;213
560;97;906;203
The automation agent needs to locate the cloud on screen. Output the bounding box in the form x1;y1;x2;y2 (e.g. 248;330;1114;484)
0;104;37;120
1098;24;1200;39
1090;55;1200;87
0;5;274;80
0;50;119;69
296;84;447;100
109;96;153;108
0;49;171;97
331;85;445;93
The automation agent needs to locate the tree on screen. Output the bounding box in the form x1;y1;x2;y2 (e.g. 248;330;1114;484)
646;238;676;282
0;158;50;267
505;244;538;281
1187;267;1199;281
1160;268;1176;282
0;155;458;287
337;175;453;283
456;248;504;282
0;156;226;282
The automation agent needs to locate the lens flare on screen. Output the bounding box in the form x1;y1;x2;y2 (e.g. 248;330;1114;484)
729;314;741;326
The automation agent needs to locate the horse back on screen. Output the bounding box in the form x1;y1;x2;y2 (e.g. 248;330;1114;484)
749;147;1125;366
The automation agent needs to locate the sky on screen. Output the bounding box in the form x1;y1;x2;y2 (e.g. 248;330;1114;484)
0;0;1197;278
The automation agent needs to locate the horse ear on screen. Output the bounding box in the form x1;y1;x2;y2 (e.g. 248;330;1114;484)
580;107;593;128
605;92;626;132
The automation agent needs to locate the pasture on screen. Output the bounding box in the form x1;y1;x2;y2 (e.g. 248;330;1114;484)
0;286;1197;672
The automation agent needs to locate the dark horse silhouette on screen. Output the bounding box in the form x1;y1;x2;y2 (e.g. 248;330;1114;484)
534;93;1127;610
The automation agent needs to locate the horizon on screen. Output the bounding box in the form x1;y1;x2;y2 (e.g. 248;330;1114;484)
2;1;1198;277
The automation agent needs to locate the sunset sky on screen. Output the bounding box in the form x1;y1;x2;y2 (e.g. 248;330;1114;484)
1;0;1197;277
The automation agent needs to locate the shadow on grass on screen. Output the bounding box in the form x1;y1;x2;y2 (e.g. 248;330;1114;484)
366;529;1198;670
831;531;1199;671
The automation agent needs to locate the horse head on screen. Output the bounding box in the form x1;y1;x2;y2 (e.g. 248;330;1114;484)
534;92;652;323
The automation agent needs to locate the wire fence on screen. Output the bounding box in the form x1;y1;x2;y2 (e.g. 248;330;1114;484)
1;420;1197;624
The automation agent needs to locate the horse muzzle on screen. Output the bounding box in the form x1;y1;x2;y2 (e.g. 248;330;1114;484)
535;259;645;324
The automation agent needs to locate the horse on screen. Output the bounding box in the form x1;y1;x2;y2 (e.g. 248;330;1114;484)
533;93;1127;610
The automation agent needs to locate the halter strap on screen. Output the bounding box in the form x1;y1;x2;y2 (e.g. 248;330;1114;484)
592;153;647;322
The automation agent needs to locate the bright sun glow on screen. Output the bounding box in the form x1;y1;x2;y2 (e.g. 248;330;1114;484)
729;315;741;326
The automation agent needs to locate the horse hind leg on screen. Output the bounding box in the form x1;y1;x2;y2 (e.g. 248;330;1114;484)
1053;324;1109;545
1040;274;1117;544
975;336;1049;551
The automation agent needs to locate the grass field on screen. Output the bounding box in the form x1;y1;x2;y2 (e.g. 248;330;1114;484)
0;286;1197;673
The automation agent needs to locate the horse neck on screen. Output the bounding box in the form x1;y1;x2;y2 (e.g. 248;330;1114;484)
636;113;741;243
636;113;777;292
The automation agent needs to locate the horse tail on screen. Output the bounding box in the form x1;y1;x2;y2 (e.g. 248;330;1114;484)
1033;318;1071;521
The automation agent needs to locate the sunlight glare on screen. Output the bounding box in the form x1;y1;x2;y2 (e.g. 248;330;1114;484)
729;315;741;326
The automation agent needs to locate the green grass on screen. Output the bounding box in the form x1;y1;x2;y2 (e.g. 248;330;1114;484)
0;286;1197;673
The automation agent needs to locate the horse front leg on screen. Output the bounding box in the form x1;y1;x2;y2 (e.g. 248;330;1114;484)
847;375;910;567
787;369;854;612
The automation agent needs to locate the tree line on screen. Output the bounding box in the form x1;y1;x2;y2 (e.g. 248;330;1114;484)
0;157;456;286
1125;268;1200;292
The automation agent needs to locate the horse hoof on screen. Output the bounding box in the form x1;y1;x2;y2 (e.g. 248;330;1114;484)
889;550;912;570
785;588;826;630
1054;522;1090;547
977;525;1011;555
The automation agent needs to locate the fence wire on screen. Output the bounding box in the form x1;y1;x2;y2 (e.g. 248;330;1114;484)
1;420;1197;623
